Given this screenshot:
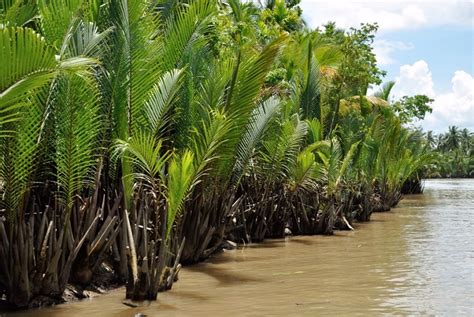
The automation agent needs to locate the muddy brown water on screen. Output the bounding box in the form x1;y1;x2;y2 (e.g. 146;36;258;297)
2;179;473;316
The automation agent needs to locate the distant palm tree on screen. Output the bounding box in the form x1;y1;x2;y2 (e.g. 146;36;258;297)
426;130;437;149
460;128;472;154
443;126;461;151
436;134;445;151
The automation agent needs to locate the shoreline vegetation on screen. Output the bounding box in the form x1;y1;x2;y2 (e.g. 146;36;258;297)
0;0;471;311
423;127;473;178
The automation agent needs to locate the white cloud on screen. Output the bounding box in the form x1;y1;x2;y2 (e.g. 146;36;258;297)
373;40;414;66
300;0;473;33
392;60;435;98
423;71;474;132
391;61;474;132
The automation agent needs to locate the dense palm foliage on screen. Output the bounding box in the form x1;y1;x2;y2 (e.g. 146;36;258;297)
423;127;473;178
0;0;432;308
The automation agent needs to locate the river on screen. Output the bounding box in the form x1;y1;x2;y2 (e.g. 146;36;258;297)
2;179;473;316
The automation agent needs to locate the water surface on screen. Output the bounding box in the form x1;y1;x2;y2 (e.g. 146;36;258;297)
2;179;473;316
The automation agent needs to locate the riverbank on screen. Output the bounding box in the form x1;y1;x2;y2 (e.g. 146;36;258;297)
0;264;122;310
2;179;472;316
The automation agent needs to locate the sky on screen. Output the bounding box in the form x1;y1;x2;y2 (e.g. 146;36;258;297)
299;0;474;133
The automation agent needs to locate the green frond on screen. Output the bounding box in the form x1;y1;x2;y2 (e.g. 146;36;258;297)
106;0;166;206
161;0;216;70
60;20;113;59
313;44;342;68
114;132;171;193
195;58;233;112
216;37;285;176
140;68;185;136
191;110;232;180
54;74;101;211
281;117;308;176
0;0;37;27
0;97;43;218
108;0;164;136
326;138;342;190
38;0;83;48
305;140;331;154
289;149;319;191
225;37;284;119
166;149;195;238
374;81;396;101
306;118;323;143
260;115;307;181
0;27;56;120
232;96;280;184
336;140;360;187
300;42;321;120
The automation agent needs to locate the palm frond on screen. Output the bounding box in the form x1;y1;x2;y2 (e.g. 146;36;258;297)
140;68;185;136
60;20;113;59
107;0;164;137
300;41;321;120
161;0;216;70
0;0;37;27
374;81;395;101
260;115;307;181
55;74;101;211
217;37;285;176
38;0;83;48
114;132;171;194
191;110;232;180
0;27;56;125
166;149;195;238
232;96;280;184
0;97;43;218
289;149;320;192
306;118;323;143
336;140;360;187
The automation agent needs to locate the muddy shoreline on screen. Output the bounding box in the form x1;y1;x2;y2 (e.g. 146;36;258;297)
0;263;122;311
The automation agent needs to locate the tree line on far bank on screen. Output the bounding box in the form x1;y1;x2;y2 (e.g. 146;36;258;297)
423;127;473;178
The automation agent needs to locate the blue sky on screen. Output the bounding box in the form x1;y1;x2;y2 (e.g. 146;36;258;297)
380;26;473;92
299;0;474;133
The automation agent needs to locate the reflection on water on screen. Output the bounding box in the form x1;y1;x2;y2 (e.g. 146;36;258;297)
2;179;473;316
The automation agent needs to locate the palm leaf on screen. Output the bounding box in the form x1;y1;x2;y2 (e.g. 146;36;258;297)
336;140;361;188
0;97;43;218
54;74;101;211
260;115;308;181
0;27;56;127
140;68;185;136
217;37;284;175
374;81;395;101
289;149;321;192
232;96;280;184
166;150;196;238
60;20;113;59
300;41;322;120
0;0;37;27
191;110;232;180
37;0;83;48
114;132;171;196
161;0;216;70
